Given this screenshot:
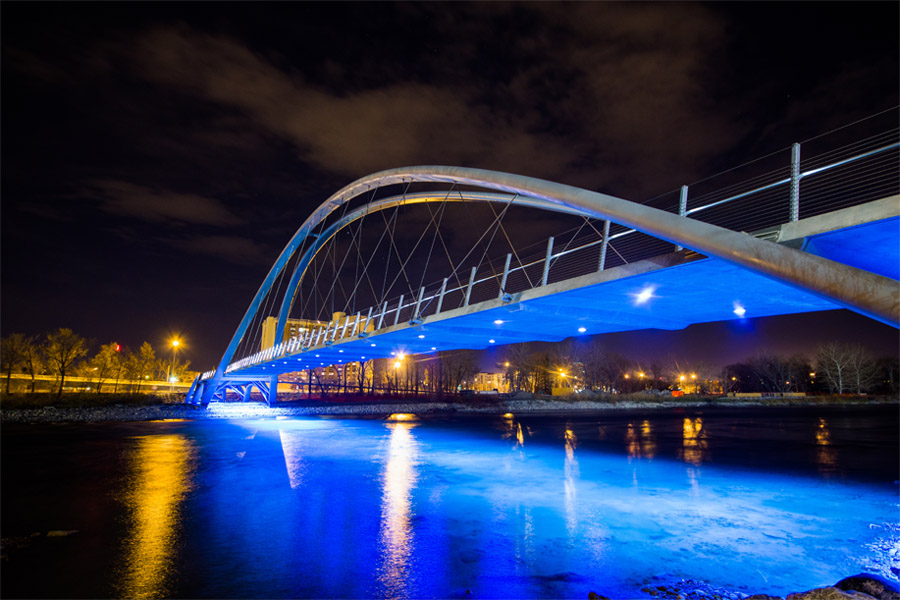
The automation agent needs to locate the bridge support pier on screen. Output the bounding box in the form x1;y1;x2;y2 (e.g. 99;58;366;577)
268;375;279;407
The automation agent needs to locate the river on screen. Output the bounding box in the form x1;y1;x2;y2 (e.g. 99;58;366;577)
2;404;898;598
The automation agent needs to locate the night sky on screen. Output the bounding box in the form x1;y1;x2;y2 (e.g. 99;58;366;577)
2;2;898;371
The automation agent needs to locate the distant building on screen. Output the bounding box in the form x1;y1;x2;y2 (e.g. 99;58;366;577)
261;316;326;350
473;372;508;392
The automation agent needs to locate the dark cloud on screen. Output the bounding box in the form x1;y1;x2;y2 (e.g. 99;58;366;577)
87;179;240;226
163;234;274;266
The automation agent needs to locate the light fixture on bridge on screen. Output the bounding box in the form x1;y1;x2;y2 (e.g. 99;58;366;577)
489;339;496;344
578;327;587;333
733;303;747;317
315;354;320;357
370;343;376;347
493;319;504;325
633;285;657;305
338;349;343;353
418;334;425;339
431;347;436;351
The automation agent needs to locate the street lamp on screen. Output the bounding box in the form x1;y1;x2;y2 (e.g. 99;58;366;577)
169;339;180;392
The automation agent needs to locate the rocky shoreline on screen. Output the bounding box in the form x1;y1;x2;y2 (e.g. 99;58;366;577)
1;396;898;423
601;573;900;600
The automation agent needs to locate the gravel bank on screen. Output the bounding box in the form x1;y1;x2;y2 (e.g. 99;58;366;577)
2;397;896;423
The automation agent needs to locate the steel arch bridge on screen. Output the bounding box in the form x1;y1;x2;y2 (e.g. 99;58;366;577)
187;126;900;407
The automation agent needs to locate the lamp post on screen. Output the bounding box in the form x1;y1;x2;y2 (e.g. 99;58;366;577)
169;339;180;392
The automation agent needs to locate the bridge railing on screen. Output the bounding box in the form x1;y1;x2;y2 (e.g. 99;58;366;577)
210;123;899;378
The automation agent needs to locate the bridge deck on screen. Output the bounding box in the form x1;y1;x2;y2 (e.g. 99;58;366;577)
230;203;898;378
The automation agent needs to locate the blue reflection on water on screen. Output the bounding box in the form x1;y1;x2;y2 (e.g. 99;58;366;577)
2;407;898;599
169;410;900;598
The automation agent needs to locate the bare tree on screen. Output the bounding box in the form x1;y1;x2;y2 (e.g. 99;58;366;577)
89;343;121;393
127;342;156;392
21;336;44;393
503;343;532;392
748;354;807;393
1;333;28;394
847;345;877;394
45;328;88;398
816;342;851;394
875;356;899;394
578;339;605;391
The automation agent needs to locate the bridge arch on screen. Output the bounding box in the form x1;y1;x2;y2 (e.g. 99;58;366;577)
196;166;899;405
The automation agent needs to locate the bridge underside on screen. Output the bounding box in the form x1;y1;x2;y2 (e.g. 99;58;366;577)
195;211;897;394
188;196;900;404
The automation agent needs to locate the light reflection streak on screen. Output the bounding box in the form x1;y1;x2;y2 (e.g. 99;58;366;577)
377;422;420;598
816;417;837;476
640;420;656;459
564;428;579;534
625;421;656;460
279;429;306;489
681;417;708;466
118;435;193;599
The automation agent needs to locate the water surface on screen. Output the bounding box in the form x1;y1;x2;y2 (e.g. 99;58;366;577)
2;405;898;598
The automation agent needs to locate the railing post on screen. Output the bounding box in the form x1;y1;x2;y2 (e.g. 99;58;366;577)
599;220;611;271
541;237;554;286
411;286;425;323
464;267;477;306
790;142;801;222
393;294;404;326
340;314;352;338
499;253;512;299
359;306;373;337
436;278;448;314
676;185;688;252
329;320;340;342
351;312;361;336
376;301;388;330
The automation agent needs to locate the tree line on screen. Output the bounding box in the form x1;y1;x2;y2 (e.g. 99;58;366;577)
1;329;195;398
499;338;898;396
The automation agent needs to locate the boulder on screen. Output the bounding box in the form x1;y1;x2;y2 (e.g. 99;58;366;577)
786;587;875;600
835;574;900;600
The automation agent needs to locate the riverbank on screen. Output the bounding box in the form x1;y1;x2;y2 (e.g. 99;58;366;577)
1;394;896;423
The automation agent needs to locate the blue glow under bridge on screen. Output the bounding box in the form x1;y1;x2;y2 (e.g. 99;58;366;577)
187;118;900;406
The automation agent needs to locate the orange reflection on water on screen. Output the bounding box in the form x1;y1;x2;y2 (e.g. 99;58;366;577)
118;434;193;599
564;428;579;534
625;421;656;459
640;420;656;459
816;417;837;475
681;417;708;466
378;422;419;598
